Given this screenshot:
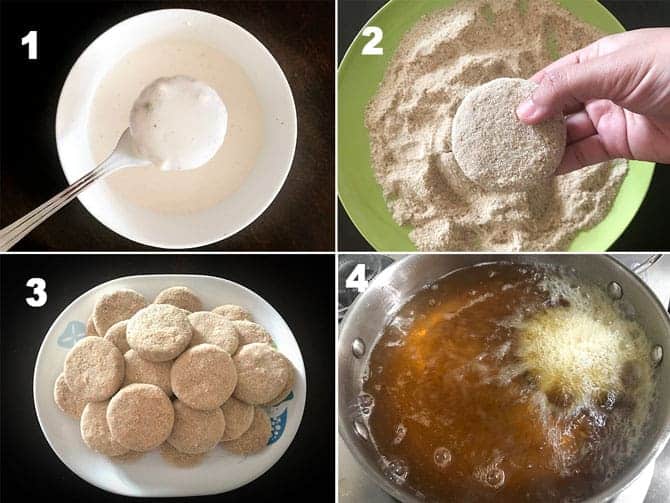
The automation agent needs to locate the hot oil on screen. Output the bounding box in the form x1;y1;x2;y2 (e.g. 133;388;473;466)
362;263;655;502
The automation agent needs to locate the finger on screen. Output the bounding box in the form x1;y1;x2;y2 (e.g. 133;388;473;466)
565;111;596;143
528;50;584;84
516;86;584;123
527;30;654;84
556;135;613;174
518;47;643;125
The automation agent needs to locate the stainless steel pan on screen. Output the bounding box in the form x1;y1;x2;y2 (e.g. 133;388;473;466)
338;254;670;503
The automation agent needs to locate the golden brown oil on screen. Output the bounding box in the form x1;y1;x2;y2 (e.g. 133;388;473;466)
362;263;654;502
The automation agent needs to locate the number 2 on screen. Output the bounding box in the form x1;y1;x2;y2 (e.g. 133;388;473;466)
26;277;47;307
361;26;383;56
21;30;38;60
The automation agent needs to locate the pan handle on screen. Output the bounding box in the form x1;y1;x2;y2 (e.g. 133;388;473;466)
630;254;663;276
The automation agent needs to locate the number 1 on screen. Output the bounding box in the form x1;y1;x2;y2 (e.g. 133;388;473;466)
21;30;37;60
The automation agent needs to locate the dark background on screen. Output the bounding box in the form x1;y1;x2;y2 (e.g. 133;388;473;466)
338;0;670;251
0;254;335;501
0;0;334;251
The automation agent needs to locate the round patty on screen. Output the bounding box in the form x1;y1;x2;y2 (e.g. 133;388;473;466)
451;78;566;192
171;344;237;410
64;337;124;402
126;304;193;362
107;383;174;451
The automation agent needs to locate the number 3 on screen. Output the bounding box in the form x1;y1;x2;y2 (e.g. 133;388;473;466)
361;26;383;55
26;277;47;307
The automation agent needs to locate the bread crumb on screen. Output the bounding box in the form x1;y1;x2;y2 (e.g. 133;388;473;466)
365;0;626;251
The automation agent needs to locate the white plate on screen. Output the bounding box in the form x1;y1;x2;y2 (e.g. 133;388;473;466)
33;275;306;497
55;9;297;249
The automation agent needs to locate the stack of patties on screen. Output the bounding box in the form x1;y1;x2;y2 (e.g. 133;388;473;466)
53;286;295;464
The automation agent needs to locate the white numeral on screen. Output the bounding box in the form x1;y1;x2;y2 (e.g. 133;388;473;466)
361;26;383;56
21;30;38;60
345;264;369;293
26;277;47;307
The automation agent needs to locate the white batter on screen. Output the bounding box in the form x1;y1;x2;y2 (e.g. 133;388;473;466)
88;39;264;214
130;76;228;171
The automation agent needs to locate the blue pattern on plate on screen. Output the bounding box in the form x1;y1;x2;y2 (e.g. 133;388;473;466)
57;320;86;349
269;409;287;445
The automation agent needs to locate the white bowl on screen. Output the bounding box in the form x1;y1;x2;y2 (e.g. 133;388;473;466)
55;10;297;249
33;274;306;497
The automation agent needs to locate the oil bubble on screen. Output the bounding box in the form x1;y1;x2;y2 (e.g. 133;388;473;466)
383;458;409;485
392;423;407;445
484;467;505;489
357;393;374;416
434;447;452;468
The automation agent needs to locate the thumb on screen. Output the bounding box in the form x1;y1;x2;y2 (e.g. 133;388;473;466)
516;48;641;124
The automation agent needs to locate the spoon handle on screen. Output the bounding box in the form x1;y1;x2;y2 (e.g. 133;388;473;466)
0;162;115;251
0;129;149;251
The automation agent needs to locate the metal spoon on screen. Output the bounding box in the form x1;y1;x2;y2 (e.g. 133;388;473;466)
0;129;150;251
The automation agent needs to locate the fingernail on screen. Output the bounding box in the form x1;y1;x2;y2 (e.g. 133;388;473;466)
516;100;535;121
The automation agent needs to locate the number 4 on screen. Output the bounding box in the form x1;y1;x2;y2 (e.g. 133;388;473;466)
21;30;38;60
345;264;369;293
361;26;383;56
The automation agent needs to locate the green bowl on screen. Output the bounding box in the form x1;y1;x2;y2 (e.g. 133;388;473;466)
338;0;655;251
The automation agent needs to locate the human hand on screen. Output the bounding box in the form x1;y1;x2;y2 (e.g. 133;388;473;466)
516;28;670;174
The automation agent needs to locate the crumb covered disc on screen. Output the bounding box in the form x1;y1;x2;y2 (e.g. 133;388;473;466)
107;383;174;452
111;450;145;464
86;316;99;337
104;320;130;354
160;442;205;467
171;344;237;410
451;78;566;192
262;360;295;406
221;407;271;455
233;320;272;347
54;373;87;418
155;286;203;313
188;311;239;354
126;304;193;362
233;343;290;404
220;397;254;441
92;289;147;336
168;400;226;454
212;304;252;322
64;337;124;402
124;349;172;396
81;400;129;457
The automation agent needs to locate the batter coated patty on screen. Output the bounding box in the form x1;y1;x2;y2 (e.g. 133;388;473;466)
451;78;566;192
107;383;174;452
126;304;193;362
188;311;239;354
212;304;252;322
81;400;129;457
64;337;124;402
171;344;237;410
168;400;225;454
233;343;290;404
92;289;147;336
221;407;271;455
155;286;203;313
